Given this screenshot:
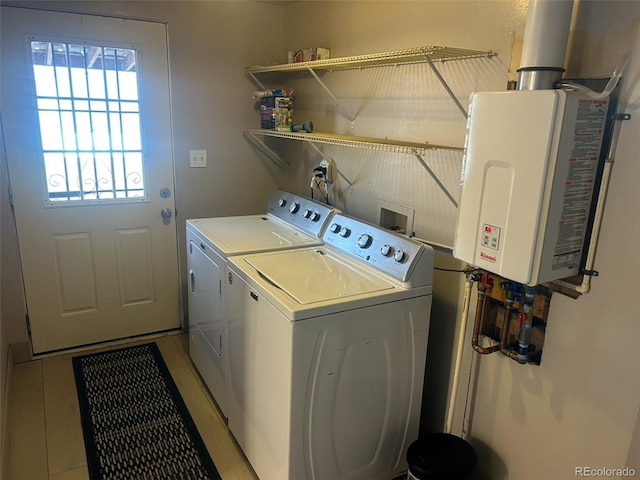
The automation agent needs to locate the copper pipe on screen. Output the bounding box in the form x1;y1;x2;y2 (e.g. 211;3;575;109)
500;304;520;360
471;290;500;354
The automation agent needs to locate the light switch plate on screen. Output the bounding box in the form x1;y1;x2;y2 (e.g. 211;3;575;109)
189;150;207;168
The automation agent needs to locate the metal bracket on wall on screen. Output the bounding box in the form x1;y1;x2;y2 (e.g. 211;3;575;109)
413;152;459;208
247;72;266;91
243;131;289;169
423;55;468;119
305;67;356;128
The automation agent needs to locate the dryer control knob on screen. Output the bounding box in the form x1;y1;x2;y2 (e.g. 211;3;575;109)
357;234;372;248
289;202;300;214
278;198;287;207
330;223;341;233
380;244;393;257
394;250;407;263
339;226;351;238
311;212;321;222
303;209;312;218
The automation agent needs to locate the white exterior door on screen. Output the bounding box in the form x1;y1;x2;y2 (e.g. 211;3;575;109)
1;7;181;353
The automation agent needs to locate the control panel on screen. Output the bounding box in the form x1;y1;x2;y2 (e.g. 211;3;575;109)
266;189;338;238
322;214;431;284
481;224;501;250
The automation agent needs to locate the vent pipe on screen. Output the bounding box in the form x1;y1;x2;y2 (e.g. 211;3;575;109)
518;0;575;90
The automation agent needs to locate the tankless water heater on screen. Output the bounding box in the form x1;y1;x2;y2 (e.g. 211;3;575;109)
453;89;608;286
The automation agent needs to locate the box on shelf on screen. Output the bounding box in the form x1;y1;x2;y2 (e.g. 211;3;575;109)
260;96;293;130
294;47;331;63
260;107;275;130
260;96;277;129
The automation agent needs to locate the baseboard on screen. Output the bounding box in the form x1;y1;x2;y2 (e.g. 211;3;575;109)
1;346;14;480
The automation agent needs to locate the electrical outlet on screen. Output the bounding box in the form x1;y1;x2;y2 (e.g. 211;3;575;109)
320;159;333;184
189;150;207;168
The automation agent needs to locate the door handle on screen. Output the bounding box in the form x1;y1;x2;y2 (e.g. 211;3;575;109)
161;207;173;225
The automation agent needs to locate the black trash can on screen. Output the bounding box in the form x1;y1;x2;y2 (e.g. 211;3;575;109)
406;433;477;479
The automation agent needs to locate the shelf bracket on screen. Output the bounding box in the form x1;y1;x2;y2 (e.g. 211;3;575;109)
306;67;356;126
244;131;289;169
423;55;468;120
413;152;459;208
306;141;354;191
247;72;266;90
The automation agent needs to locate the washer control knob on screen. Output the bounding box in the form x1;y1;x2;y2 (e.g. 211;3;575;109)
357;234;372;248
303;209;312;218
289;202;300;214
394;250;407;263
339;226;351;238
311;212;321;222
278;198;287;207
329;223;341;233
380;244;393;257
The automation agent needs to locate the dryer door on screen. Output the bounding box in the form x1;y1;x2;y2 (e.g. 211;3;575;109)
187;236;227;416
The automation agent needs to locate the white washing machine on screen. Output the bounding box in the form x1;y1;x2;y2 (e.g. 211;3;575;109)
226;213;434;480
186;189;338;418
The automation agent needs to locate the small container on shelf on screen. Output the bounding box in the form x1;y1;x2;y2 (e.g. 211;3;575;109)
274;97;293;131
293;47;331;63
259;96;278;129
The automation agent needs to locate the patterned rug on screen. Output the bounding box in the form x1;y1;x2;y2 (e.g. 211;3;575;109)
73;342;221;480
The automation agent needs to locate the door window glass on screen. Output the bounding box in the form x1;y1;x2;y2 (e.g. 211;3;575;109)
30;41;146;203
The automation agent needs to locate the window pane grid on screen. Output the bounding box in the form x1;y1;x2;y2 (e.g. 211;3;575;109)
31;41;145;203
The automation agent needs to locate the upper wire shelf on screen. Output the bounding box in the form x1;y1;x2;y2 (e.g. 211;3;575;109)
246;45;496;74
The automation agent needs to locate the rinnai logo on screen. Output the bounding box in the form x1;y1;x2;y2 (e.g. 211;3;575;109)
480;251;497;263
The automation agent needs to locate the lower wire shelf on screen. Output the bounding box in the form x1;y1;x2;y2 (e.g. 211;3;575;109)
244;128;463;156
243;128;462;207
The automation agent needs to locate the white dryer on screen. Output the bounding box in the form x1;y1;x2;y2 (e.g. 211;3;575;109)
226;213;434;480
186;189;338;418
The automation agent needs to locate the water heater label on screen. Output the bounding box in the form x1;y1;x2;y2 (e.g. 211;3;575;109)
480;251;497;263
552;99;607;271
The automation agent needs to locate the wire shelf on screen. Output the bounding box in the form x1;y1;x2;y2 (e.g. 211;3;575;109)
246;45;495;74
244;129;463;155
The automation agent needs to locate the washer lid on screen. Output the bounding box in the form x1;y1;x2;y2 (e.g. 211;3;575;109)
244;249;393;304
188;215;320;254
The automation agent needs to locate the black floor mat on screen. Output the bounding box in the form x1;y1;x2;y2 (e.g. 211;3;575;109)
73;342;221;480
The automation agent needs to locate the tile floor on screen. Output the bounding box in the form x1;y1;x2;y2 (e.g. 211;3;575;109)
6;333;258;480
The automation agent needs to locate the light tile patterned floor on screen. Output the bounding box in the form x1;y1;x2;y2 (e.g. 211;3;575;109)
6;333;258;480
